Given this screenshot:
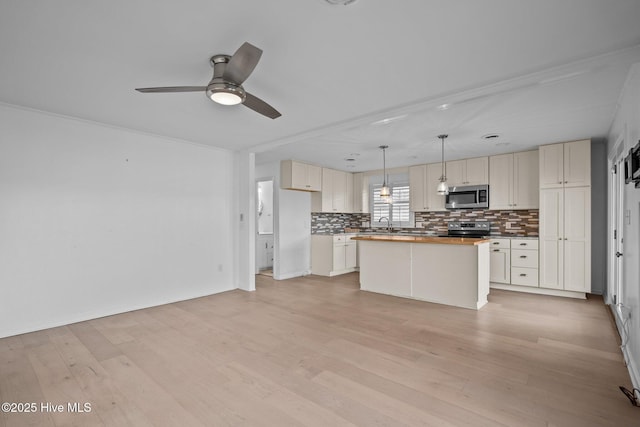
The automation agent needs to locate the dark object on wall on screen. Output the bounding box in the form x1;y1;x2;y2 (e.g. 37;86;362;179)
630;140;640;184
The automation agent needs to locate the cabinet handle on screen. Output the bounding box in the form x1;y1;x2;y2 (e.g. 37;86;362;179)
564;238;568;240
558;238;562;240
519;243;527;246
564;181;568;184
558;181;562;184
493;249;500;252
519;273;527;277
492;242;500;245
520;255;527;258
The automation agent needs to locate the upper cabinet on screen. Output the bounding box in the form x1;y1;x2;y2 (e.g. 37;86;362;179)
352;173;369;214
446;157;488;186
539;139;590;189
312;168;353;213
280;160;322;192
489;150;538;210
409;163;446;212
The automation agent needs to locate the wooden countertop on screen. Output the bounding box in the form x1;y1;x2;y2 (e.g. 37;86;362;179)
351;235;488;246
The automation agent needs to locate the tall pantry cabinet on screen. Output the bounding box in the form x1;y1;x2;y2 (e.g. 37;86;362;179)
539;139;591;293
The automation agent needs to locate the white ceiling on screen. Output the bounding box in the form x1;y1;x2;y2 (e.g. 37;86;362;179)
1;1;640;172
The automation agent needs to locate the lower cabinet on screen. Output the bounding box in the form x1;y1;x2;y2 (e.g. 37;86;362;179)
489;238;539;287
489;239;510;283
311;234;357;276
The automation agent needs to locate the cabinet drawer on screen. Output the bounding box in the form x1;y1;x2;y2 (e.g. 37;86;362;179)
489;239;510;249
333;235;345;243
511;267;539;286
511;239;538;250
511;249;538;268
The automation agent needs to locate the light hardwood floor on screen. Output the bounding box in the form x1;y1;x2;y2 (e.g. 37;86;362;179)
1;273;637;426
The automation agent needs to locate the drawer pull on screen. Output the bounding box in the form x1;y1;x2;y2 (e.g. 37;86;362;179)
492;242;500;245
519;273;527;277
493;249;500;252
519;243;527;246
519;255;527;258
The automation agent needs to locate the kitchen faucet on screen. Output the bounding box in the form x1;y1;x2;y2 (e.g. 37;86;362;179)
378;217;391;233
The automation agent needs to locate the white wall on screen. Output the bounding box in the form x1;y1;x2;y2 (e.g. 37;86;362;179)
607;63;640;389
0;103;236;338
256;162;311;280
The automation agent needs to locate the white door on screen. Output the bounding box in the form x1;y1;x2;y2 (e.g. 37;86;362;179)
489;248;510;283
539;189;563;289
513;150;539;209
489;154;513;209
539;144;564;189
563;187;591;292
611;157;625;304
564;140;591;187
465;157;489;185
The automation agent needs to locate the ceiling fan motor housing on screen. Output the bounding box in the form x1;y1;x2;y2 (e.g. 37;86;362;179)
207;55;246;105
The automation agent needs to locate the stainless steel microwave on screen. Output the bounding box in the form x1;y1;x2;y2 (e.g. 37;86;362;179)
445;184;489;209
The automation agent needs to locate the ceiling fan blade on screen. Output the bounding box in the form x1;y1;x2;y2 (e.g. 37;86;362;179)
223;42;263;84
135;86;207;93
243;92;281;119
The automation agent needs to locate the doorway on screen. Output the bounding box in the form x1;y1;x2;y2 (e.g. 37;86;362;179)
609;137;625;306
256;179;274;276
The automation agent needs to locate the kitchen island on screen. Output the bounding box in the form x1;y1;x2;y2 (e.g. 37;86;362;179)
352;235;490;310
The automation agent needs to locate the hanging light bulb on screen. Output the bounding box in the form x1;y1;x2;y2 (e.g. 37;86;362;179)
437;134;449;195
379;145;392;204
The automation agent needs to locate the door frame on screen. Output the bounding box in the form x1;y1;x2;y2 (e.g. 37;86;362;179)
608;133;625;306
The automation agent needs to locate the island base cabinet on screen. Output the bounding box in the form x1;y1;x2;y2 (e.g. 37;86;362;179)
358;240;489;310
489;248;510;284
358;242;412;297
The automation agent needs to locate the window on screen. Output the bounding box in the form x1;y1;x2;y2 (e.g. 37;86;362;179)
371;182;411;228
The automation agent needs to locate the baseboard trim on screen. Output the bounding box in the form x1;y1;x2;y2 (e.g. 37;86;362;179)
274;270;311;280
490;283;586;299
610;305;640;392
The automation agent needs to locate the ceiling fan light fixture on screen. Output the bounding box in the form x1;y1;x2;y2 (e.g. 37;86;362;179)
207;83;246;106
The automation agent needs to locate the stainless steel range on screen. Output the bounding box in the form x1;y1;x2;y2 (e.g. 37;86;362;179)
444;221;491;238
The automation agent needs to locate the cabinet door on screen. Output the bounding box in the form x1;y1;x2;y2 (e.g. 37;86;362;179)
445;160;466;187
426;163;446;211
289;161;307;189
352;173;364;213
344;172;354;213
307;164;322;192
333;244;346;272
331;170;347;212
345;243;357;269
564;140;591;188
539;189;563;289
465;157;489;185
490;248;511;283
563;187;591;292
513;150;539;209
489;154;513;209
539;144;564;189
409;165;427;211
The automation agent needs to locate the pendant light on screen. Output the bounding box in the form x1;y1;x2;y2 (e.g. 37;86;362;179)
436;134;449;195
379;145;392;204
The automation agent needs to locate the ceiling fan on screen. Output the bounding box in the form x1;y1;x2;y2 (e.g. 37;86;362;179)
135;42;281;119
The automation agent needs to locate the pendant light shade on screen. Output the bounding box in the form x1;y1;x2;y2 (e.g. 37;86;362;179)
379;145;392;203
437;134;449;196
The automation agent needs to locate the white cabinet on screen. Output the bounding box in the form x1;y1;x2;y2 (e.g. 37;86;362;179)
408;163;446;212
489;150;538;210
280;160;322;192
489;238;539;287
489;239;511;284
311;168;353;213
352;172;369;214
539;187;591;292
510;239;539;287
311;234;358;276
539;139;591;293
446;157;488;186
539;140;590;189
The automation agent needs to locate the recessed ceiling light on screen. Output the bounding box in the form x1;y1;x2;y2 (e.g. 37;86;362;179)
371;114;407;126
482;133;500;140
437;103;451;111
324;0;358;5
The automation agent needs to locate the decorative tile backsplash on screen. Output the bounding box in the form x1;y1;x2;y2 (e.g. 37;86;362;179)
311;213;370;234
311;209;539;236
414;209;539;237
